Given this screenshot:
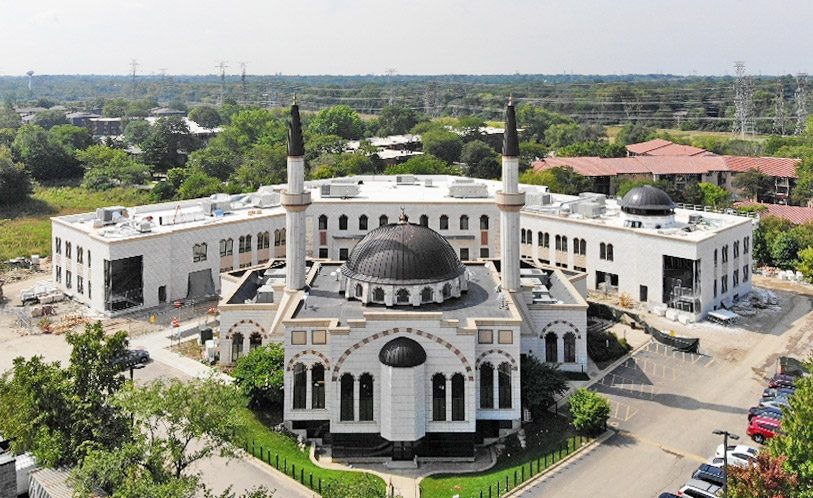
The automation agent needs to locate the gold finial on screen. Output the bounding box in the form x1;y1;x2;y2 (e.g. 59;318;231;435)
399;206;408;224
509;94;514;106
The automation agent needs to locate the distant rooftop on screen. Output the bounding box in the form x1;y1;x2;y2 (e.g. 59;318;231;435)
626;138;711;157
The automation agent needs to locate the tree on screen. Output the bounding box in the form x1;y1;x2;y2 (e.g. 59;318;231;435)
516;105;574;143
78;145;150;190
798;247;813;282
12;124;79;180
544;123;606;149
228;143;287;190
0;128;16;148
520;355;569;420
149;167;188;202
615;123;656;146
188;144;242;181
519;141;547;171
232;343;285;409
189;106;223;129
384;154;459;175
698;182;732;207
103;99;129;118
519;166;593;195
0;107;22;129
309;105;363;140
142;117;197;172
453;116;486;142
0;146;32;205
124;119;153;146
178;169;222;200
377;106;423;136
568;388;611;435
33;109;68;130
50;124;94;152
461;140;499;179
727;451;800;498
421;129;463;164
733;168;775;201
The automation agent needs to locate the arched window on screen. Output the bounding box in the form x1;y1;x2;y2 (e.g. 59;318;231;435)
451;373;465;421
607;244;614;261
318;215;328;230
238;236;245;253
359;215;368;230
340;374;354;421
421;287;433;302
544;233;550;248
498;363;512;409
312;364;325;409
714;249;718;266
274;230;281;247
249;332;262;351
339;215;348;230
419;214;429;227
442;283;452;299
538;231;544;247
373;287;385;302
231;333;244;362
545;332;558;363
480;363;493;409
521;229;526;244
432;373;446;421
293;363;307;409
280;229;286;246
600;242;606;260
564;332;576;363
561;236;567;252
379;215;388;227
440;215;449;230
359;373;374;421
555;235;561;251
396;288;410;304
355;284;363;298
580;239;586;256
460;215;469;230
257;232;270;249
480;215;489;230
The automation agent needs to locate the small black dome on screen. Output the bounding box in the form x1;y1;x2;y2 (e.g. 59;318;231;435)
341;222;465;285
379;337;427;368
620;185;675;214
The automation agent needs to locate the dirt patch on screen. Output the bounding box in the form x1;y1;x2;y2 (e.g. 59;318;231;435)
169;339;205;361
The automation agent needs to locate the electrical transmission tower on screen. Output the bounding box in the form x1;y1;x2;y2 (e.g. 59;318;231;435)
239;62;249;103
385;68;397;106
732;61;755;137
794;73;809;135
158;68;167;102
216;61;229;106
129;59;140;99
773;77;789;135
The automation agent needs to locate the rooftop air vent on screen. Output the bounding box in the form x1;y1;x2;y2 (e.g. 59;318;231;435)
320;183;360;198
396;175;417;185
448;180;488;198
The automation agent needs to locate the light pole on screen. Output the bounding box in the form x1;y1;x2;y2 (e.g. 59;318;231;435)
129;363;146;382
713;429;739;498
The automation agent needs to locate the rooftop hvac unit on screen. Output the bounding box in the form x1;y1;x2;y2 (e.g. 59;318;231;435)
579;192;606;206
137;221;152;233
201;194;232;215
396;175;417;185
425;179;433;187
575;201;603;218
525;192;551;206
96;206;127;225
320;183;360;198
251;191;280;208
688;214;703;224
449;181;488;198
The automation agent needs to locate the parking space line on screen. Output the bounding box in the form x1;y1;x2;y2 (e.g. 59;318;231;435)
705;358;716;368
617;430;706;463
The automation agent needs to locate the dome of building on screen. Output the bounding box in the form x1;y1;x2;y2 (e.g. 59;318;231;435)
619;185;675;215
341;221;466;285
379;337;427;368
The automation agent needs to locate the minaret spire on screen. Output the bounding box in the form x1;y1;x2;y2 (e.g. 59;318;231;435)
282;98;311;290
288;98;305;157
496;96;525;292
503;95;519;157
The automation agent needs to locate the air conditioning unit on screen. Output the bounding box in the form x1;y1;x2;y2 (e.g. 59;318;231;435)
688;214;703;224
396;175;417;185
320;183;360;198
449;180;488;198
96;206;127;225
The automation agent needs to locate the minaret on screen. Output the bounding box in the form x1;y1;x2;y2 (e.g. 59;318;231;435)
497;96;524;292
282;98;311;290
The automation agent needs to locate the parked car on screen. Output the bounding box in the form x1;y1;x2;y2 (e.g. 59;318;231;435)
112;349;150;370
678;478;722;498
659;494;680;498
747;416;784;444
759;397;790;409
762;387;796;398
769;373;797;389
748;405;784;422
714;444;759;467
691;463;726;487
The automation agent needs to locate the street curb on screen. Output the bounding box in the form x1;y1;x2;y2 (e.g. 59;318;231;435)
237;448;318;497
504;429;615;497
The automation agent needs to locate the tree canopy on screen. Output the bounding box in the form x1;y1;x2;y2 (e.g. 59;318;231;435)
519;166;593;195
0;146;32;205
309;105;364;140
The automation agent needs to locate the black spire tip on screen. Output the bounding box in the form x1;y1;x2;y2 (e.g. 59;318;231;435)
503;95;519;157
288;100;305;157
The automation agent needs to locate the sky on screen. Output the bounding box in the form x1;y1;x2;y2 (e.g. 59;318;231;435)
1;0;811;77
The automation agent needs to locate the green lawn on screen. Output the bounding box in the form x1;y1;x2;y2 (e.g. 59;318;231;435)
420;415;588;498
0;185;150;260
236;408;386;495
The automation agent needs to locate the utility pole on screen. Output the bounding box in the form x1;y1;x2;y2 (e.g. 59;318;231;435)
128;59;140;100
794;73;809;135
773;77;789;135
712;429;739;498
239;62;249;103
216;61;228;106
732;61;755;138
385;68;397;106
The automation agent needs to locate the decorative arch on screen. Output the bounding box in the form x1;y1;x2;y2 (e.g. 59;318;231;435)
226;319;267;338
287;349;331;371
475;349;518;371
331;327;474;381
540;319;580;337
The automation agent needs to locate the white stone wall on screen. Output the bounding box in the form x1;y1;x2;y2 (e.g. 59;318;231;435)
380;364;426;441
522;306;588;373
51;221;111;312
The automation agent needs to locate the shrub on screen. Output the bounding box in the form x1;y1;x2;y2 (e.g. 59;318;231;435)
569;388;611;435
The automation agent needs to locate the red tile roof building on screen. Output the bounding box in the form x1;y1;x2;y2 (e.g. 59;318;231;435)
626;139;711;157
735;201;813;225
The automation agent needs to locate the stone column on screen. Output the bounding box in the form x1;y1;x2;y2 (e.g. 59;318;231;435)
445;376;452;421
493;367;500;410
306;367;313;409
353;377;360;421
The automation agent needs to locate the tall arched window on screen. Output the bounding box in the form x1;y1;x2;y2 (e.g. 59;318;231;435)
312;364;325;409
544;233;550;248
231;333;244;362
339;215;348;230
355;284;363;298
340;374;354;421
555;235;561;250
293;364;307;409
379;215;388;227
249;332;262;351
561;236;567;252
480;363;493;409
573;238;580;254
432;373;446;421
498;363;512;409
396;288;410;304
545;332;558;363
318;215;328;230
274;230;281;247
580;239;586;256
440;215;449;230
373;287;385;302
359;373;374;421
564;332;576;363
480;215;489;230
600;242;607;260
521;229;526;244
279;229;286;246
460;215;469;230
538;231;544;247
419;214;429;227
421;287;433;302
451;373;465;421
607;244;614;261
359;215;368;230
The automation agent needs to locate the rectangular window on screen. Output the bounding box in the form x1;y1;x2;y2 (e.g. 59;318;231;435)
733;269;740;287
65;242;72;260
744;237;750;254
480;247;489;259
291;331;307;345
77;247;83;264
460;248;469;261
66;270;72;289
77;276;84;294
87;280;91;299
460;216;469;230
714;280;717;297
478;329;493;344
721;275;728;294
56;265;62;283
312;330;327;345
498;330;513;344
743;265;749;282
87;250;91;268
339;248;349;261
55;237;61;254
722;245;729;263
318;248;328;259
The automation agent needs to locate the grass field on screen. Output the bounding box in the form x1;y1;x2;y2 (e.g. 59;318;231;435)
0;185;150;261
606;125;771;143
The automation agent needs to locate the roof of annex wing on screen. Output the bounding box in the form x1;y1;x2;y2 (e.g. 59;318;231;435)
619;185;676;212
379;337;427;368
340;219;466;285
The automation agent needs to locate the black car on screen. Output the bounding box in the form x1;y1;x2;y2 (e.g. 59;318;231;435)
658;494;679;498
768;373;796;389
112;349;150;370
692;463;726;487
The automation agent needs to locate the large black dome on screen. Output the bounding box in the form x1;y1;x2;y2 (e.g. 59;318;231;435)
379;337;427;368
619;185;675;215
341;222;465;285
